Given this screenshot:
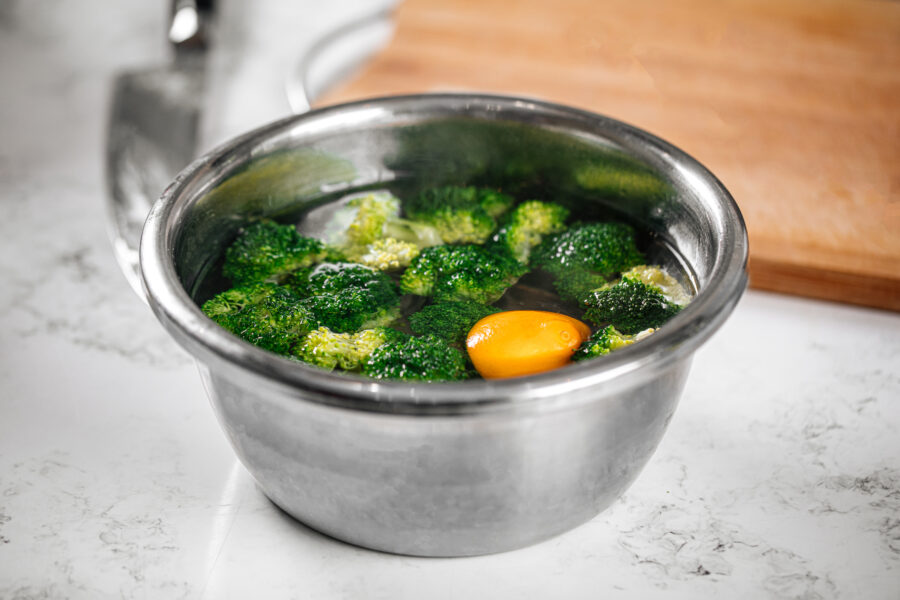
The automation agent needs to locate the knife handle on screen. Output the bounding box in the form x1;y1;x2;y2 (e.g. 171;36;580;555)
169;0;214;50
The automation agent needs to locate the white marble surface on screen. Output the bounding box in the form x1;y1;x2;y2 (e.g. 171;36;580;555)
1;1;898;598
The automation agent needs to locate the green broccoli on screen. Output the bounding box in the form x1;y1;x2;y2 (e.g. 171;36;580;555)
201;283;313;354
478;189;515;219
291;262;401;333
400;244;528;304
343;238;422;272
293;326;405;371
530;221;645;304
531;222;644;279
572;325;636;361
345;193;398;245
583;273;683;334
404;186;514;244
223;221;331;286
407;300;501;346
200;283;278;319
362;334;468;382
491;200;570;264
618;265;691;307
321;192;442;271
553;260;690;308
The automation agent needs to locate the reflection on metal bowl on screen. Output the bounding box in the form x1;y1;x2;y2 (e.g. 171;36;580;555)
139;94;748;556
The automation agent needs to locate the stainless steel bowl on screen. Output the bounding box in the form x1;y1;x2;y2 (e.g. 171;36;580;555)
139;94;748;557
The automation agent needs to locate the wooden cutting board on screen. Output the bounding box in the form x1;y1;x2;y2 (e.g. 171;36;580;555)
318;0;900;311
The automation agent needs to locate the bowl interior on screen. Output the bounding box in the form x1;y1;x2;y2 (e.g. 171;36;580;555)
149;95;746;408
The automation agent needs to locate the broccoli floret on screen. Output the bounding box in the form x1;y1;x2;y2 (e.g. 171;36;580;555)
200;283;278;319
400;244;528;304
291;261;383;295
398;258;438;298
478;189;515;219
343;238;421;271
362;334;468;381
201;283;313;354
223;221;330;286
345;193;398;245
572;325;635;361
491;200;570;264
291;262;401;333
321;193;442;270
293;326;405;371
619;265;691;307
404;186;514;244
531;221;645;305
531;222;644;279
407;300;501;346
583;275;682;334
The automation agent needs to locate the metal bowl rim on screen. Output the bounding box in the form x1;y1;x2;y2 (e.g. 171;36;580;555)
140;92;748;413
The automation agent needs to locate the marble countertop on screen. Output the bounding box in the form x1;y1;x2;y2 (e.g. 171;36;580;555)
1;1;898;598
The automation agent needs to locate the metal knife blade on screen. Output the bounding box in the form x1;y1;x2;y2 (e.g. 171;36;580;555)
105;0;213;299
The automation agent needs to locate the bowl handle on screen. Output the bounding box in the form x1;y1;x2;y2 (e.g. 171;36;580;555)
286;5;396;114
